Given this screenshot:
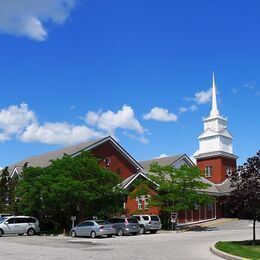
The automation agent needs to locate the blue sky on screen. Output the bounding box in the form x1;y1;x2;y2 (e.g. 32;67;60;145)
0;0;259;167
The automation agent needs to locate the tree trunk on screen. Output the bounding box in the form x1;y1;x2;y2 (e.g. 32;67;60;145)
253;219;256;245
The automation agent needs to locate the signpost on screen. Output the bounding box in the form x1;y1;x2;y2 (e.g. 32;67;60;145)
71;216;76;228
170;212;178;230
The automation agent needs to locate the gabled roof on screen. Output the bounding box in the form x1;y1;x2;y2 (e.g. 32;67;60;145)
139;154;195;171
121;171;158;191
8;136;143;177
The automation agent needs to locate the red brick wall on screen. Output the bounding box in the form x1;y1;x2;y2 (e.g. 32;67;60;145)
197;156;236;184
91;142;138;180
125;187;160;216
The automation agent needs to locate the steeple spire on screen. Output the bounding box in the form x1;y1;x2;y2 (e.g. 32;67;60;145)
210;71;219;117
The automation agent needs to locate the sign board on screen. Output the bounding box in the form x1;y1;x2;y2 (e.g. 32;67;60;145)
170;212;178;223
71;216;76;221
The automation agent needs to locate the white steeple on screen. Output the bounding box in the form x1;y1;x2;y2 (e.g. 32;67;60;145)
210;72;219;117
194;73;237;160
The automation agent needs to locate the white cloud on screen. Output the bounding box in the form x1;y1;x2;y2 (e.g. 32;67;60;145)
124;132;149;144
21;122;104;145
86;105;145;134
179;107;188;114
143;107;178;122
0;103;36;141
244;81;256;91
190;104;198;111
0;0;76;41
0;103;147;146
194;89;212;104
156;153;169;158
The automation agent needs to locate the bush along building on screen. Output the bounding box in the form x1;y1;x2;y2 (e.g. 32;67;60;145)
6;74;236;226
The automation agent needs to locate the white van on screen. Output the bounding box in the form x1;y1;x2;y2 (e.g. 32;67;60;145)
0;216;40;236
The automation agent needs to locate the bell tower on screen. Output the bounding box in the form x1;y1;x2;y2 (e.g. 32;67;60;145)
194;73;238;183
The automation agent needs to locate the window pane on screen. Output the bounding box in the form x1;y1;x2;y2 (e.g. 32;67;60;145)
127;218;138;223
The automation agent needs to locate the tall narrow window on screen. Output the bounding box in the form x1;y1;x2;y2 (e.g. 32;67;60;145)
205;166;213;177
144;195;150;209
137;197;143;210
226;166;232;176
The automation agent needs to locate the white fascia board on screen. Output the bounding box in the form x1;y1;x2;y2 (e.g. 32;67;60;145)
71;136;143;170
123;171;158;190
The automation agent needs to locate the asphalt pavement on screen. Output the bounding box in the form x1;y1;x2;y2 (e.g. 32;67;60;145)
0;219;259;260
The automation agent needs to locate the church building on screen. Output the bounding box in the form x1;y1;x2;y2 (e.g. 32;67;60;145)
6;74;236;225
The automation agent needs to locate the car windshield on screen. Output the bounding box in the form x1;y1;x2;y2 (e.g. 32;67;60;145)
0;217;7;223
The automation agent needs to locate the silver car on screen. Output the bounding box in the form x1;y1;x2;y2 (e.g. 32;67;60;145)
132;215;161;234
70;220;114;238
107;217;140;236
0;216;40;237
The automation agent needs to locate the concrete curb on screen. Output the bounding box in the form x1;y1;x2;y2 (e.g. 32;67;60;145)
210;244;248;260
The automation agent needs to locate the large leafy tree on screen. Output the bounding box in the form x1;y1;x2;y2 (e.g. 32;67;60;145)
14;152;123;231
132;164;212;229
228;150;260;245
0;167;9;212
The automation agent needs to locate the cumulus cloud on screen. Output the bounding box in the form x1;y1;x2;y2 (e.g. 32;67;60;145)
0;103;148;145
0;0;76;41
193;89;212;104
190;104;198;111
123;132;149;144
21;122;104;145
156;153;169;158
178;107;188;114
86;105;145;134
0;103;36;141
143;107;177;122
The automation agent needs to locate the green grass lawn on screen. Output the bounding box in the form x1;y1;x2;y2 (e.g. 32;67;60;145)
215;240;260;259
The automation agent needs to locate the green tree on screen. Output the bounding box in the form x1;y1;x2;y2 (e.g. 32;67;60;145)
228;150;260;245
132;164;212;229
14;152;124;231
0;167;9;212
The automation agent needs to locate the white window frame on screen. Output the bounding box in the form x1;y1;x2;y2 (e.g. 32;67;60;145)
144;195;150;210
205;166;213;177
226;166;232;176
137;197;143;210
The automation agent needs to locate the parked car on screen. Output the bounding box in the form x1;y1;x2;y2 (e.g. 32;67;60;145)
70;220;114;238
132;215;161;234
107;217;140;236
0;216;40;237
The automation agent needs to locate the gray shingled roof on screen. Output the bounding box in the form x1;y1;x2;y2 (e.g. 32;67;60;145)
215;179;233;194
139;155;233;195
8;136;119;176
139;154;184;171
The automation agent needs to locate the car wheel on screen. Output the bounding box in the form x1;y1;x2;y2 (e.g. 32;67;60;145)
107;234;113;238
18;234;24;236
27;228;35;236
132;232;138;236
71;230;77;238
117;228;124;236
0;229;3;237
90;231;96;239
139;226;146;234
150;230;157;234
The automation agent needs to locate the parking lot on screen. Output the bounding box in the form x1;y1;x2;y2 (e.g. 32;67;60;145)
0;220;259;260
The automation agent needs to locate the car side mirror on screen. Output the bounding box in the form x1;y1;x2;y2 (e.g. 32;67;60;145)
5;221;9;225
